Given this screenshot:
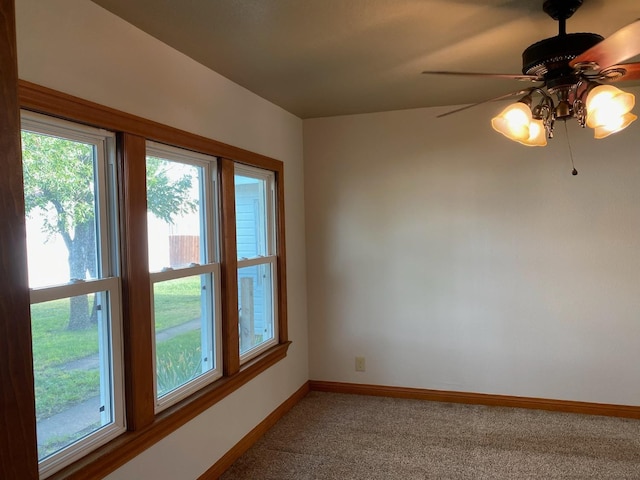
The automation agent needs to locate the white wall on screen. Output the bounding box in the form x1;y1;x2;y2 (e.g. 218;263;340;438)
304;95;640;406
16;1;308;478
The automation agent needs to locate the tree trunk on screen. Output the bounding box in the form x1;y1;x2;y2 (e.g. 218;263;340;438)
67;219;95;330
68;295;90;331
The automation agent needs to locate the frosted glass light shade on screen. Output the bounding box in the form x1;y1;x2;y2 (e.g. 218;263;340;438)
593;112;638;139
491;102;532;142
586;85;636;136
518;118;547;146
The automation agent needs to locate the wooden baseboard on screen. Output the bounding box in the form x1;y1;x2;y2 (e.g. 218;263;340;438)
309;381;640;419
199;381;311;479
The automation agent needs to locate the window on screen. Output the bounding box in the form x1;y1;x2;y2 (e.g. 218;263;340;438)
146;143;222;410
235;165;278;361
10;83;290;480
21;112;124;477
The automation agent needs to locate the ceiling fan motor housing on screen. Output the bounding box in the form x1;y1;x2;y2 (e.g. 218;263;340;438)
542;0;583;22
522;33;603;90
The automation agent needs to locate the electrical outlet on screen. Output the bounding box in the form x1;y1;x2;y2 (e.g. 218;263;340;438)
355;356;366;372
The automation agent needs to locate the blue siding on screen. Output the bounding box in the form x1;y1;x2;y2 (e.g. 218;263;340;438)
235;184;268;337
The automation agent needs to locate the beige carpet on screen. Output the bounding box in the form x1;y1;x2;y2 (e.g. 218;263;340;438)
221;391;640;479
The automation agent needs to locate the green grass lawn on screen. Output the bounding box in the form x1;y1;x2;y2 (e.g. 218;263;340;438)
156;329;202;396
153;275;202;331
30;299;97;365
30;295;101;421
154;275;204;395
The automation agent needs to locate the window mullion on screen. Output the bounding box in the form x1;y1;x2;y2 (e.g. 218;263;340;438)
219;158;240;375
117;132;155;430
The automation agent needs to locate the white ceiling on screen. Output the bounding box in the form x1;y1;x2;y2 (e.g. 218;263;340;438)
90;0;639;119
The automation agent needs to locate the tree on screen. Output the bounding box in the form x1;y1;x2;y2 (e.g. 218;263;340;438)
22;131;195;330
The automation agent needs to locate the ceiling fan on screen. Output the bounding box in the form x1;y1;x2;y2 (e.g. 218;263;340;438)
422;0;640;147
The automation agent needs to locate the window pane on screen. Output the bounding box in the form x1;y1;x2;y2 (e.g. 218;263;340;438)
154;275;214;398
21;131;100;288
235;174;268;259
238;264;274;355
31;293;114;461
21;118;122;471
146;157;202;271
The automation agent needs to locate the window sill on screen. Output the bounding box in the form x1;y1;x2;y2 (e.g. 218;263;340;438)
49;341;291;480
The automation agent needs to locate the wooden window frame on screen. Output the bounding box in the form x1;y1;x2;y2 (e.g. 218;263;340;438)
0;2;40;479
9;80;290;480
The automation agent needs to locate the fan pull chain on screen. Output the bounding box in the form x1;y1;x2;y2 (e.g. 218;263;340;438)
563;120;578;176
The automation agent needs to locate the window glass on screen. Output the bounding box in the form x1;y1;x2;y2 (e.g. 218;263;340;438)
235;174;268;259
146;158;202;271
238;263;274;354
146;145;221;410
22;134;99;288
21;114;124;477
235;167;277;359
153;275;215;397
31;293;115;459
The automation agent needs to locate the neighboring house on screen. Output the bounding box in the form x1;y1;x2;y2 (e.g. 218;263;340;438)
236;182;270;342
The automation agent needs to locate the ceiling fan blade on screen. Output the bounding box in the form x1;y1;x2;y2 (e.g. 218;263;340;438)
422;71;542;82
602;62;640;82
436;88;533;118
570;19;640;70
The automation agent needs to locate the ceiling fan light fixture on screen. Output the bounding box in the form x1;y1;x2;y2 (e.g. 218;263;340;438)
491;101;533;142
585;84;636;130
518;117;548;146
592;112;637;139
